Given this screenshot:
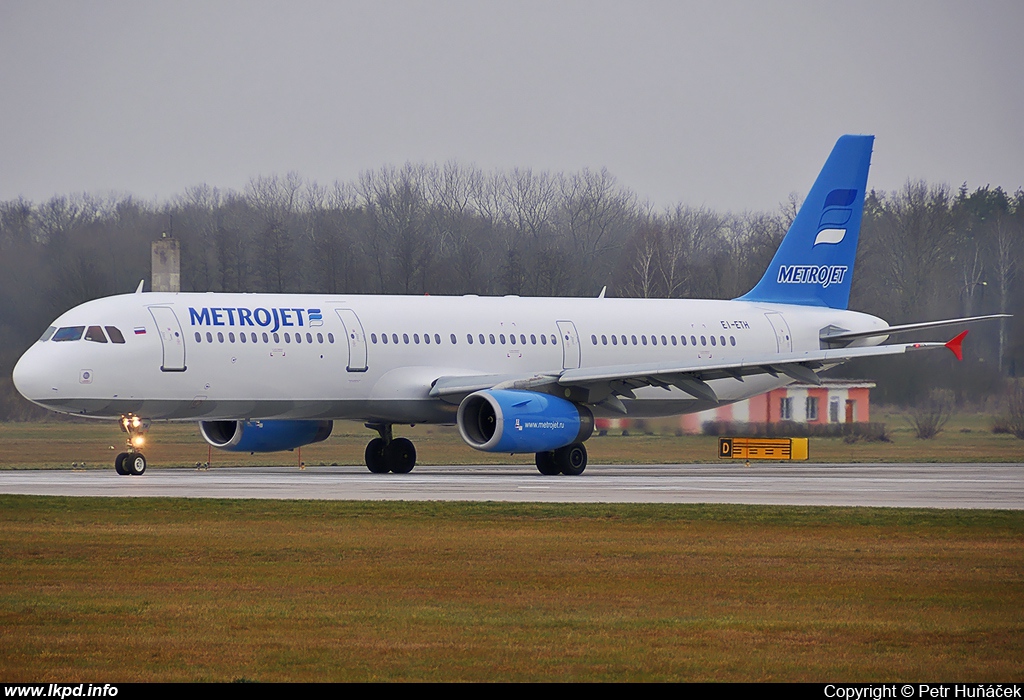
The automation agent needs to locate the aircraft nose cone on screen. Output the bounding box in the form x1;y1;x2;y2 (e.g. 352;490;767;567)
12;347;47;402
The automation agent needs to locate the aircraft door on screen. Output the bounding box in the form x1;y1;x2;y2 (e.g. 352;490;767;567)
764;312;793;353
556;320;581;370
148;306;187;372
334;308;368;372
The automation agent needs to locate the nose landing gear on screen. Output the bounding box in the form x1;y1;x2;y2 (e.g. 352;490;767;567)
115;414;150;476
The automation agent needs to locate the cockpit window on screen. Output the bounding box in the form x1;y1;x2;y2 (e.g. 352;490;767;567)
85;326;108;343
39;327;56;342
105;326;126;344
52;326;85;342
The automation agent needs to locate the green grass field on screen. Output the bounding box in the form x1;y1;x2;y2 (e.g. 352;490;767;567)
1;416;1020;681
0;410;1021;471
1;497;1022;682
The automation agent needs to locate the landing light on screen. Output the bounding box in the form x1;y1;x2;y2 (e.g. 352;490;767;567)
132;436;145;448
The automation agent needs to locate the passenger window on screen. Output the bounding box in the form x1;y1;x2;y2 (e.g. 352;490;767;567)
391;333;398;344
382;333;389;344
661;335;668;345
710;336;716;346
328;333;335;343
195;332;202;342
500;334;506;344
541;334;547;345
218;332;225;343
631;335;637;345
681;336;686;346
510;334;516;345
206;332;213;343
671;336;677;346
105;326;126;344
591;335;597;345
611;335;617;346
306;333;312;343
467;334;473;344
701;336;706;346
284;333;290;343
423;333;430;344
263;333;269;343
450;334;457;344
371;333;377;344
318;333;325;343
252;332;258;343
601;335;607;345
551;335;557;345
520;334;526;344
721;336;726;346
273;332;280;343
293;333;300;344
489;334;495;344
403;333;410;344
651;335;657;346
435;334;442;344
413;333;420;344
620;335;626;345
85;326;108;343
240;333;247;343
730;336;736;346
39;327;57;342
691;335;697;346
229;332;235;343
531;334;537;344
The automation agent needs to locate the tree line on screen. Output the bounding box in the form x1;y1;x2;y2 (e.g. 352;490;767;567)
1;163;1021;419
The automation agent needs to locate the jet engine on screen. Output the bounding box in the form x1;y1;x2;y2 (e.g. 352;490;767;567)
457;389;593;453
199;419;333;453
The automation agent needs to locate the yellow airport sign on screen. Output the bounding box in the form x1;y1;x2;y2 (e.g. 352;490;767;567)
718;437;809;461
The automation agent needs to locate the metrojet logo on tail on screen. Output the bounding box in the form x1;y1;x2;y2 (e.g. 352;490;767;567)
776;264;848;288
812;188;857;246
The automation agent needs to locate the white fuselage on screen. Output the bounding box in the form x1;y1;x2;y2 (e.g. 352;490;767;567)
13;292;887;423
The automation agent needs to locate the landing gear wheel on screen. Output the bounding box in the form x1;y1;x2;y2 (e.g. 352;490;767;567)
385;438;416;474
365;438;389;473
126;453;147;476
535;451;560;475
114;452;129;475
554;443;587;476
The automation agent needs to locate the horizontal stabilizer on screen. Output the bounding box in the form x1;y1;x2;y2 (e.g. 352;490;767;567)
821;314;1010;343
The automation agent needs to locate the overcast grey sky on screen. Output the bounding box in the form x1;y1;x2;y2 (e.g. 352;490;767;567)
1;0;1022;212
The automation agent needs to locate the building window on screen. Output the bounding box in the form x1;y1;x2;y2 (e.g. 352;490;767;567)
806;397;819;421
780;397;793;420
829;399;840;423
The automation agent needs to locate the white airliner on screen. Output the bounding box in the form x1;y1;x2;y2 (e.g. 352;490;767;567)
12;136;1005;476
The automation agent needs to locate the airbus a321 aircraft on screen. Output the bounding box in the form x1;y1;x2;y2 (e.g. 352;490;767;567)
13;135;1004;476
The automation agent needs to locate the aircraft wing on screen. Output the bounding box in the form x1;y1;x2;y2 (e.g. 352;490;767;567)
429;336;962;409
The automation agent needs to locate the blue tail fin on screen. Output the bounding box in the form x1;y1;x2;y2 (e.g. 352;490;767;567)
738;135;874;309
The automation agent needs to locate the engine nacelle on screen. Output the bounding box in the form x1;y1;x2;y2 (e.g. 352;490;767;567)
457;389;593;453
198;419;333;453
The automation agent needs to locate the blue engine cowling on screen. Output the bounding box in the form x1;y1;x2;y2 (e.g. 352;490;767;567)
198;420;333;452
457;389;594;453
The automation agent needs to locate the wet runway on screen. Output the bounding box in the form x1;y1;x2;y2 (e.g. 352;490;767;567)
1;463;1022;509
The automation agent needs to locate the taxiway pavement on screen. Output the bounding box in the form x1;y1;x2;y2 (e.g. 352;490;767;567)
0;463;1021;509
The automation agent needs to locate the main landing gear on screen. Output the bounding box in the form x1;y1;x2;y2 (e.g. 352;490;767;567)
114;414;150;476
535;442;588;476
364;423;416;474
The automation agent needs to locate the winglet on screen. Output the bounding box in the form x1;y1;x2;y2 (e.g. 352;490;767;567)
945;330;968;361
135;280;145;294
